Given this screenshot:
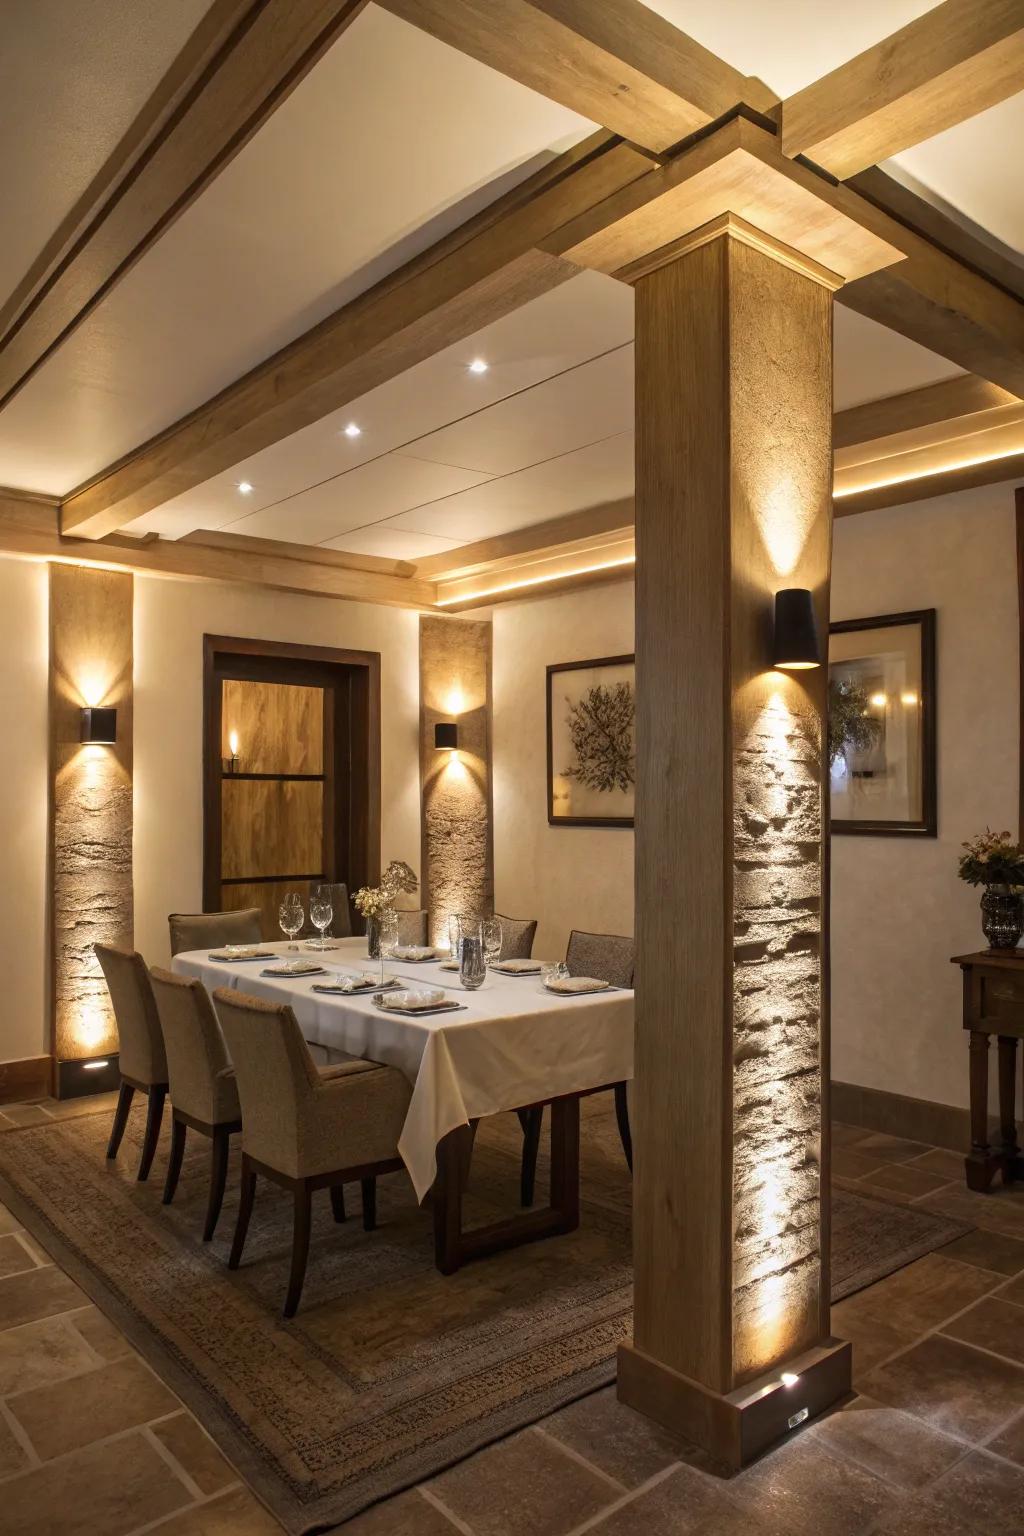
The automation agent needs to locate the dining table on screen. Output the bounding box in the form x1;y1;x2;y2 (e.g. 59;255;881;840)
172;936;634;1273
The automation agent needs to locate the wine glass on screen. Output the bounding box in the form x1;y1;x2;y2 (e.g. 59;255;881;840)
278;892;303;949
378;910;399;987
448;913;462;962
310;885;333;950
482;915;502;967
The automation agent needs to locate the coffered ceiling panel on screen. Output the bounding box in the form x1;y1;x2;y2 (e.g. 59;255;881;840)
0;0;216;308
225;454;493;546
0;3;591;496
386;433;635;543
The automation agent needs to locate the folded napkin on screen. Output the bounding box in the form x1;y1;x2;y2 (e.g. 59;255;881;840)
209;947;274;961
315;971;394;993
302;938;346;950
393;945;439;962
438;960;460;972
376;988;448;1012
490;959;542;974
544;975;611;994
261;959;325;976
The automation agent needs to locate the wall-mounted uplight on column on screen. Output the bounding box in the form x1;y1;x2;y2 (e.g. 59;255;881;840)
80;706;117;744
434;722;459;752
772;588;822;671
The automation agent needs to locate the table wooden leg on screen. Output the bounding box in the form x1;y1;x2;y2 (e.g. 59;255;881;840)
433;1127;467;1276
997;1035;1023;1184
966;1031;998;1191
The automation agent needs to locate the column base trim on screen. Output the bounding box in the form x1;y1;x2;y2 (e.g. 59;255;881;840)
617;1337;852;1471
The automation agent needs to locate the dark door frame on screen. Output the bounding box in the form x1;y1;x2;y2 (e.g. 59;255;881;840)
202;635;381;918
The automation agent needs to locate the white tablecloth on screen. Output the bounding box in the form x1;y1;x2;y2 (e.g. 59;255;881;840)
172;938;634;1201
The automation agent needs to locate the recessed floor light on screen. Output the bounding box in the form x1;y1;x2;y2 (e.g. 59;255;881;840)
468;358;488;375
343;422;362;438
237;481;253;495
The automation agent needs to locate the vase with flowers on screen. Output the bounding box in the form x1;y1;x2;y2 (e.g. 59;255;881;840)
353;861;419;957
958;830;1024;952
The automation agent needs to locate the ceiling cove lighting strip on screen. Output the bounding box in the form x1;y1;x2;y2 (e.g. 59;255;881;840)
435;554;637;607
833;444;1024;499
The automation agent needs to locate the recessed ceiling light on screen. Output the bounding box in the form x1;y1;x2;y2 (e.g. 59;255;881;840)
237;481;253;495
343;422;362;438
468;358;488;375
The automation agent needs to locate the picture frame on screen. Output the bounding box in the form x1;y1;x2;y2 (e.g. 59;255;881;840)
546;654;635;827
828;610;937;837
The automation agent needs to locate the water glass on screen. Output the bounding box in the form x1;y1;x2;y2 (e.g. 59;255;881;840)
378;910;399;987
482;915;502;966
310;884;333;949
459;933;486;990
278;892;303;948
448;913;462;961
542;962;570;986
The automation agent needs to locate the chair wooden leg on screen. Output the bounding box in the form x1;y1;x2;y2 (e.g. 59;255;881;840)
106;1081;134;1160
162;1117;187;1205
137;1085;166;1182
284;1184;312;1319
329;1184;347;1223
518;1106;544;1206
361;1176;377;1232
228;1156;256;1270
203;1126;231;1242
613;1081;633;1173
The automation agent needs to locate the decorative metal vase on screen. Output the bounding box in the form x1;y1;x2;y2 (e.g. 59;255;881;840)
366;917;381;959
981;887;1024;951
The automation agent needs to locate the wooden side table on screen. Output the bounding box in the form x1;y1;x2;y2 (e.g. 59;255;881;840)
952;952;1024;1191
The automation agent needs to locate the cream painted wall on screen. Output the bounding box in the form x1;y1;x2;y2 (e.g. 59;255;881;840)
488;480;1019;1111
490;578;636;962
133;576;422;968
830;484;1019;1110
0;558;48;1063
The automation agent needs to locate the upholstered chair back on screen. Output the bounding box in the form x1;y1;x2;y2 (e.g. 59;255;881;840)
565;930;635;989
150;969;238;1126
395;909;429;945
495;914;538;961
168;909;262;957
213;990;321;1173
95;944;168;1085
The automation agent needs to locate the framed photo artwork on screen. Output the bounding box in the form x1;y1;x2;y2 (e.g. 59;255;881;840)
828;609;936;837
547;655;635;827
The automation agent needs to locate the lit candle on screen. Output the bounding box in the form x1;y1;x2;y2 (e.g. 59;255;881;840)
228;730;240;772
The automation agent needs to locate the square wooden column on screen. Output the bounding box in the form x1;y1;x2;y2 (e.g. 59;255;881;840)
621;226;849;1467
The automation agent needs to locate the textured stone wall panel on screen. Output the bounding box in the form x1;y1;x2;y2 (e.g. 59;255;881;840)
419;617;493;947
50;566;133;1067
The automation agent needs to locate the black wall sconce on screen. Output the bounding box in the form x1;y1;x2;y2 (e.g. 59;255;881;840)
772;588;822;671
434;722;459;751
80;706;117;744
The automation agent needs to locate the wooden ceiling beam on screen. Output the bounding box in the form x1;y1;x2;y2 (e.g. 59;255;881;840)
58;130;650;540
0;492;436;608
833;374;1019;451
376;0;776;154
834;450;1024;516
781;0;1024;178
0;0;369;413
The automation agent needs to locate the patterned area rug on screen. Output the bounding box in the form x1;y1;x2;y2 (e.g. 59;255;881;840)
0;1103;967;1533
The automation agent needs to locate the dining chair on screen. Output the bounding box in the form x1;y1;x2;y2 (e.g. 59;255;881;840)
302;881;353;939
168;909;262;957
394;909;429;945
149;968;242;1241
495;913;538;961
95;944;169;1182
518;929;634;1206
213;988;411;1318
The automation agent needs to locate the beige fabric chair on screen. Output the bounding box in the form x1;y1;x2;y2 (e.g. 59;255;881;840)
168;909;262;957
95;944;169;1182
150;969;242;1241
394;909;429;945
214;988;411;1317
519;929;635;1206
495;913;538;961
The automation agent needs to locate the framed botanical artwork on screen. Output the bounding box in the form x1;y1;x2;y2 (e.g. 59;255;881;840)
828;610;936;837
547;655;635;827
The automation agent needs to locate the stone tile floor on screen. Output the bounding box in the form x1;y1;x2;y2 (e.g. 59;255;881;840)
1;1095;1024;1534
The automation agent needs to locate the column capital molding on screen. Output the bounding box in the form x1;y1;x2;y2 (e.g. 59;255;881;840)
613;211;845;291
